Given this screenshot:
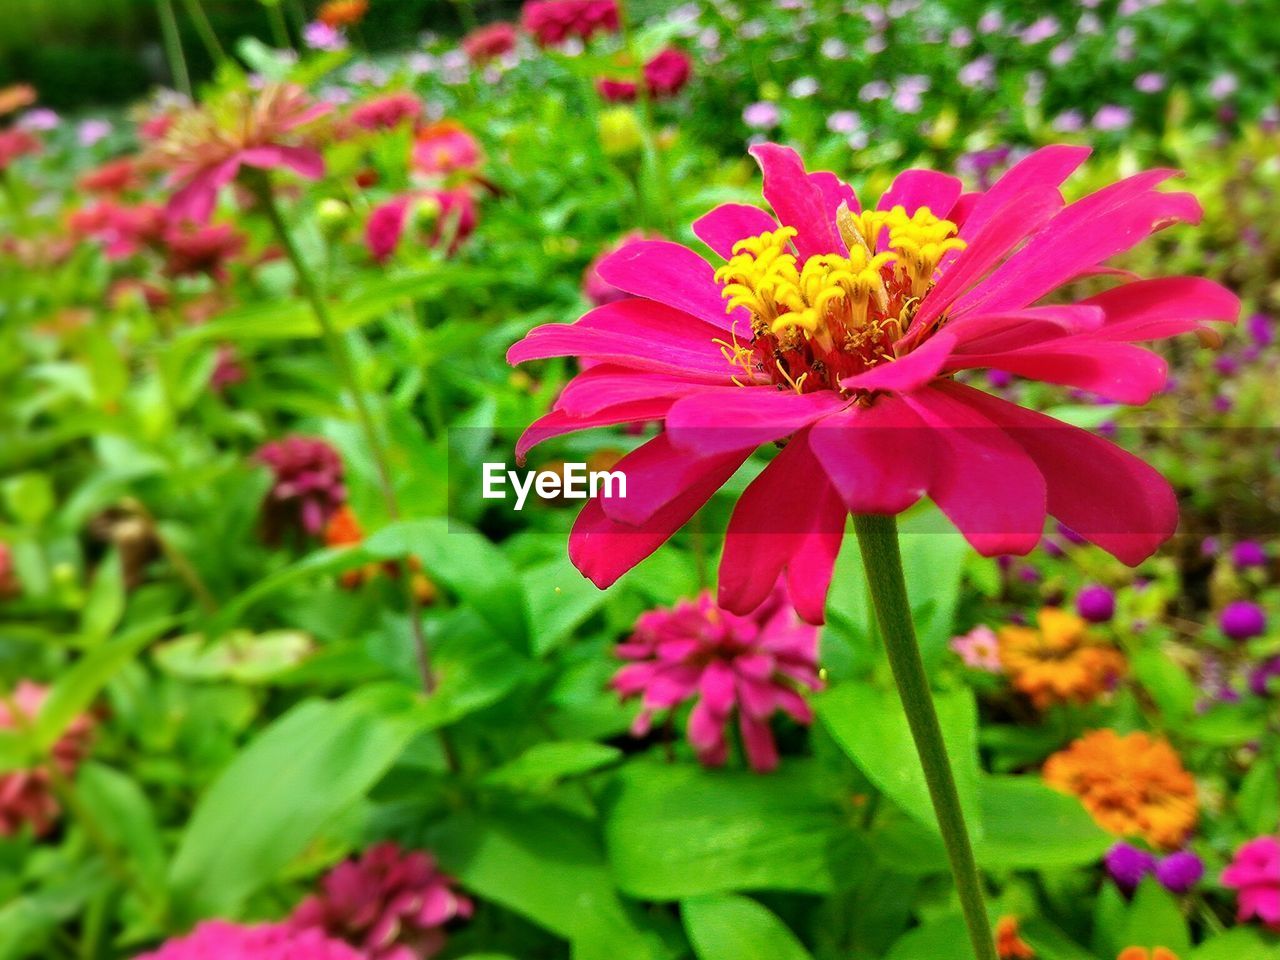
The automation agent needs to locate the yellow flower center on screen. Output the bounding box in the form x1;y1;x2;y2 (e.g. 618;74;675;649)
713;204;965;393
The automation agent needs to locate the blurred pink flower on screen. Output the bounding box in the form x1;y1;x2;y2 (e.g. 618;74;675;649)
583;231;661;305
162;222;245;281
17;107;58;131
133;921;366;960
1222;836;1280;930
612;584;822;771
0;541;18;598
1093;105;1133;132
1135;72;1166;94
742;101;779;129
303;21;348;51
950;626;1002;672
255;435;346;537
411;120;482;177
597;48;693;103
77;118;113;147
348;92;421;132
522;0;619;47
0;681;94;837
959;55;996;90
462;21;518;63
291;842;472;960
0;128;39;171
364;188;477;262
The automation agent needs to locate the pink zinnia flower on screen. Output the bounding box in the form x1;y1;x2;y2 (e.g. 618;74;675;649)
0;127;39;171
162;222;245;281
508;143;1237;623
1222;836;1280;930
521;0;619;46
79;157;142;194
255;435;346;537
68;200;167;259
291;842;472;960
348;92;422;132
151;84;330;224
462;21;518;63
0;681;94;837
644;48;693;97
950;625;1002;671
132;920;366;960
411;120;482;177
364;188;478;262
612;583;822;771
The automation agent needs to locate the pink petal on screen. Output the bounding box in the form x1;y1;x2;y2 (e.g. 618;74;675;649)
877;168;964;218
687;700;728;765
838;331;956;394
904;384;1047;556
515;399;673;463
692;203;779;260
950;339;1168;404
167;158;240;224
944;382;1177;564
954;170;1201;316
739;712;780;773
718;432;845;625
241;144;325;180
556;366;718;417
956;144;1090;238
664;387;845;456
700;660;738;715
809;396;934;515
602;432;748;526
945;305;1107;353
749;143;846;258
568;451;749;588
594;240;750;332
1081;276;1240;342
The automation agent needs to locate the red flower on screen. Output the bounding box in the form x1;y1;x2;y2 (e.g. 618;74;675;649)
291;842;472;960
509;144;1237;623
613;582;822;771
462;21;518;63
598;48;694;102
521;0;618;46
79;157;142;194
255;435;346;537
347;92;422;133
69;200;167;259
0;128;39;171
364;188;477;262
0;682;94;837
162;222;245;281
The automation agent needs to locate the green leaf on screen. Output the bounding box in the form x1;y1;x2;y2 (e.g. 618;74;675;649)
34;618;178;752
482;741;622;793
886;915;973;960
1238;757;1280;835
153;629;314;684
1122;878;1192;956
522;555;608;658
817;681;982;835
1132;649;1198;721
432;806;663;960
80;550;125;644
682;894;815;960
1191;929;1280;959
2;472;54;526
976;776;1112;869
168;690;426;920
603;760;849;898
74;763;168;907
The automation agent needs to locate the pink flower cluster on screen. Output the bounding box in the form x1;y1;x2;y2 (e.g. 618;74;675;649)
612;584;822;772
462;21;518;63
597;48;693;102
255;435;347;537
290;842;472;960
0;681;95;837
1222;836;1280;930
132;921;366;960
521;0;619;47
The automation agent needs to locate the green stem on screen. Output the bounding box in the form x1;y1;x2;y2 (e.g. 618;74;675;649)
851;514;997;960
179;0;228;68
266;0;291;51
156;0;191;98
250;174;440;697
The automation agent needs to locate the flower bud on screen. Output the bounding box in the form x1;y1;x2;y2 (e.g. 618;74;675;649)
316;198;350;235
598;107;643;156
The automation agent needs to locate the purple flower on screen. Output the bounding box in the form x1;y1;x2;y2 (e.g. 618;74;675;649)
1232;540;1269;570
1157;850;1205;894
1220;601;1267;641
1106;842;1159;893
1093;105;1133;132
1020;15;1060;44
987;369;1013;389
1135;72;1166;93
977;10;1002;34
1049;41;1075;66
1209;73;1239;100
17;108;59;131
303;21;348;51
1213;394;1234;414
858;80;891;102
958;55;996;90
1202;536;1221;557
1053;110;1085;133
255;436;347;538
948;27;972;48
1077;584;1116;623
826;110;861;135
1247;313;1274;348
1249;657;1280;696
743;101;779;129
77;118;113;147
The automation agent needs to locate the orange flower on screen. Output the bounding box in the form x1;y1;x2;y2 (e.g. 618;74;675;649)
318;0;369;27
996;916;1035;959
324;505;436;602
1118;948;1179;960
1044;729;1197;849
999;608;1126;709
0;83;36;116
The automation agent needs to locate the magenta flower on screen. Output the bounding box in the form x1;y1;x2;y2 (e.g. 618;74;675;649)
255;435;346;537
521;0;619;46
1093;105;1133;132
347;92;421;132
0;682;94;837
508;143;1237;623
303;21;348;51
1106;841;1158;893
364;189;478;262
1222;836;1280;930
462;21;518;63
612;584;821;771
132;921;366;960
290;842;472;960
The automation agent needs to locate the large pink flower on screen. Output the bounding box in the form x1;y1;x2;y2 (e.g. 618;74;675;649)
1222;836;1280;930
612;583;822;772
509;144;1238;624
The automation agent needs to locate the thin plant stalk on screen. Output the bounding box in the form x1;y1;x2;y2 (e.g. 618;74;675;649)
852;513;997;960
156;0;192;98
248;173;440;697
179;0;228;68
